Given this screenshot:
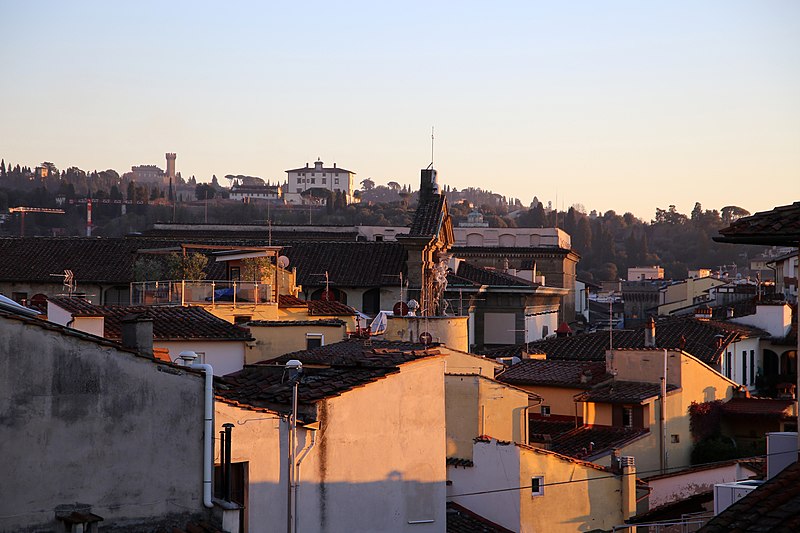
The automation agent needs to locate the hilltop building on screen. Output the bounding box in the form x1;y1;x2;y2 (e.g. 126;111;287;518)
284;158;356;205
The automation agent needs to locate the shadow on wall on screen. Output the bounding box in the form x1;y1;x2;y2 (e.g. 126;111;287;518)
246;476;445;533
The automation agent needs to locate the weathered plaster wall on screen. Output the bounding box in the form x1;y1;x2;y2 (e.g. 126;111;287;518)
247;323;348;363
0;317;207;531
449;439;626;533
215;357;447;533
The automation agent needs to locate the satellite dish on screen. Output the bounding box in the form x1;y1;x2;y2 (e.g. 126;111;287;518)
393;301;409;316
419;332;433;345
277;255;290;269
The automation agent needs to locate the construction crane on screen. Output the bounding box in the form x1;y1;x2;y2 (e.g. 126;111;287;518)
8;207;65;237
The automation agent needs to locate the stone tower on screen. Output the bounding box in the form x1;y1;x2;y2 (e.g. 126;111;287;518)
165;153;176;180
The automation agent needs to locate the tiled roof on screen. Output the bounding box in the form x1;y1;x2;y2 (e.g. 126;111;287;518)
579;381;678;404
715;202;800;246
285;165;354;174
446;457;475;468
281;241;407;287
446;502;514;533
544;424;650;460
699;461;800;532
279;294;309;308
408;194;446;237
448;262;538;288
529;417;579;443
0;237;145;283
217;341;439;409
0;236;241;284
720;397;797;418
144;227;361;242
248;319;346;327
49;298;251;341
216;364;402;409
269;339;439;367
518;316;763;365
277;294;357;316
497;360;610;389
47;296;104;316
308;299;357;316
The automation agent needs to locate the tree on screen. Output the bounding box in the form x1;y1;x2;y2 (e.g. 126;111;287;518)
195;183;216;200
360;178;375;191
127;181;136;201
387;181;401;192
721;206;750;225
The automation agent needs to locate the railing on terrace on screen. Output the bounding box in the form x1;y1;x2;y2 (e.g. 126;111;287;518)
130;280;276;307
613;511;714;533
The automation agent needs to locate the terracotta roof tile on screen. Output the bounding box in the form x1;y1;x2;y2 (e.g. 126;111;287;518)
278;294;308;308
579;381;678;404
448;262;538;288
699;461;800;532
446;502;514;533
497;360;610;388
49;297;251;341
281;241;407;287
408;194;446;237
248;319;346;327
716;202;800;246
502;316;763;365
216;340;439;409
543;424;650;460
269;338;438;367
721;397;797;419
308;299;357;316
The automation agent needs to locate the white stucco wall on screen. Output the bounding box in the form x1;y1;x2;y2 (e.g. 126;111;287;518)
158;340;246;376
646;463;759;509
731;304;792;339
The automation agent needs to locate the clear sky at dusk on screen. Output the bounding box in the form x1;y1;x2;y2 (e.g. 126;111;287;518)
1;1;798;220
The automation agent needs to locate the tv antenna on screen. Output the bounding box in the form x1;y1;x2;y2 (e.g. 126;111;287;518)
50;269;76;295
431;126;435;168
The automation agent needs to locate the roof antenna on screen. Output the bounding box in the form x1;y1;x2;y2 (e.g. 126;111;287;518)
431;126;435;169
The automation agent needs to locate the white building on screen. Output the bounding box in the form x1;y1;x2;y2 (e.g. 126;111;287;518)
284;159;356;205
628;266;665;281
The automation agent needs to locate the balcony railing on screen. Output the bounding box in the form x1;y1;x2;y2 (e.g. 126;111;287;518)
130;280;275;307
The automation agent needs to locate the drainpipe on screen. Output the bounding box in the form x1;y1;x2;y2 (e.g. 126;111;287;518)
660;349;668;474
285;359;303;533
523;395;543;445
180;351;215;508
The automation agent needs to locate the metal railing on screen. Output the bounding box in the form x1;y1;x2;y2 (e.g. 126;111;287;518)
613;511;713;532
130;280;275;307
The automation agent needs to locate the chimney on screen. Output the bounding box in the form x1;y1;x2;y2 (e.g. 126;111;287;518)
620;456;637;520
121;314;153;357
419;168;439;202
644;316;656;347
695;305;712;321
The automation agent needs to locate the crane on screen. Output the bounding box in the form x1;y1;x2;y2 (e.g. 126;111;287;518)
8;207;65;237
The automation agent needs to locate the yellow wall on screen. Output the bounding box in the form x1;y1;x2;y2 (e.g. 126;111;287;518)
445;374;529;460
449;438;632;533
201;302;279;323
519;385;583;417
596;350;736;474
383;315;469;352
247;323;348;363
215;357;447;532
439;347;503;377
659;277;726;315
518;446;627;532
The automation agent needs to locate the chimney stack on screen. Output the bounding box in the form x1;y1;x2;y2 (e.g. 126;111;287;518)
121;314;154;357
644;316;656;348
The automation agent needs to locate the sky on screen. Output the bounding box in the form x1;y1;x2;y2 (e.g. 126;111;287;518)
1;1;798;220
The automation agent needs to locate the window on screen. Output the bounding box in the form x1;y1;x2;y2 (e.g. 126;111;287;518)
540;405;551;416
335;178;339;184
11;291;27;304
742;350;748;386
375;234;384;242
322;178;326;184
622;406;634;428
725;351;732;379
234;315;251;325
531;476;544;496
541;325;549;338
310;178;315;184
671;434;680;443
229;267;241;281
750;350;755;385
323;172;326;176
306;333;324;350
